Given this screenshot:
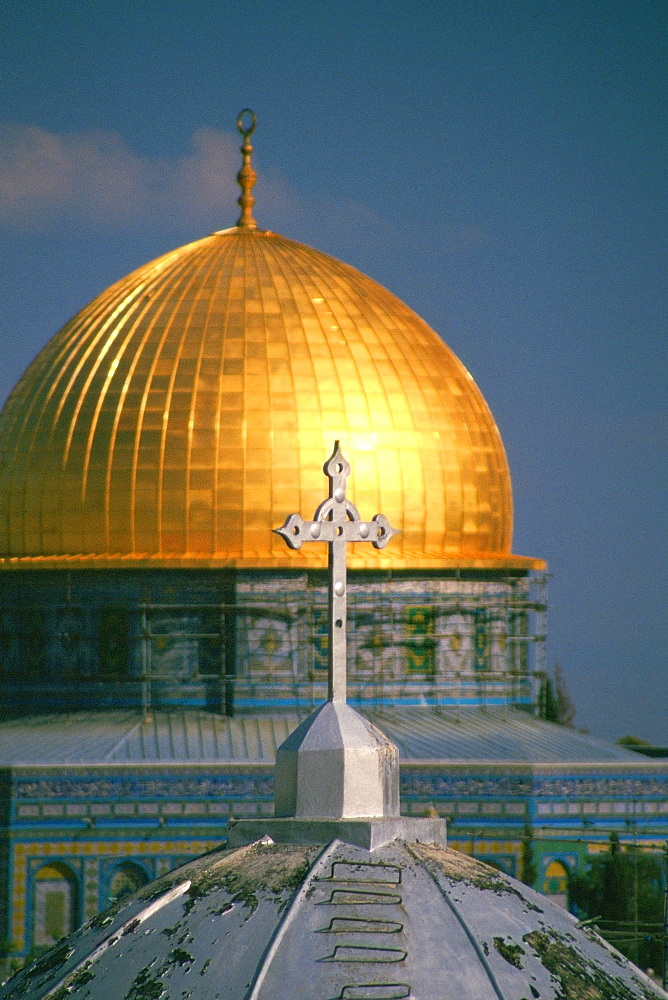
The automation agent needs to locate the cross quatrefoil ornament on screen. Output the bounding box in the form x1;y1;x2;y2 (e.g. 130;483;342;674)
274;442;399;703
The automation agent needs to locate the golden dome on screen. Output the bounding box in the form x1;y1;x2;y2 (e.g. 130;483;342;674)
0;226;542;571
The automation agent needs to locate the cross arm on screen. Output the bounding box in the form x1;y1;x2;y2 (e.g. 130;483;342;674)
273;511;399;550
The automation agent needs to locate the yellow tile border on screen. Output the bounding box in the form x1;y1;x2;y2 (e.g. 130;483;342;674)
11;838;218;950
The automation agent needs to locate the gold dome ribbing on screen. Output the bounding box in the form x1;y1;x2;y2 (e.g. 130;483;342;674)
0;227;542;571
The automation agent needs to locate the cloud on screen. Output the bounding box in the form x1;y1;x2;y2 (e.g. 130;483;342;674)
0;123;295;232
0;123;483;259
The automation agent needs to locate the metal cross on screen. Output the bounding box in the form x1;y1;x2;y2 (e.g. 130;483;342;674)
274;442;399;703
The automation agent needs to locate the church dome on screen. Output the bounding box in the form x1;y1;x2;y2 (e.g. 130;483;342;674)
0;227;541;572
2;836;662;999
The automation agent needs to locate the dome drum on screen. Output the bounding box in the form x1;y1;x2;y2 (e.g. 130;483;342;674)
0;565;544;715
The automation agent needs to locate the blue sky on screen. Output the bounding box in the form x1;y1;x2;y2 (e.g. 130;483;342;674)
1;0;665;741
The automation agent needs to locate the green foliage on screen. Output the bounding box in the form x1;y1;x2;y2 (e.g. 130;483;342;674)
617;735;652;747
520;823;538;889
493;936;525;968
541;675;558;722
0;939;18;958
540;662;575;726
569;833;665;976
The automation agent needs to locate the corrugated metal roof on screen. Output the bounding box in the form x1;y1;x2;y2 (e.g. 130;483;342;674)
110;711;297;763
366;706;643;764
0;707;648;766
0;711;142;765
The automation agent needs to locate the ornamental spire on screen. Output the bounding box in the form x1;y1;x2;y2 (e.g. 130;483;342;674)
227;445;446;844
270;444;402;823
236;108;258;229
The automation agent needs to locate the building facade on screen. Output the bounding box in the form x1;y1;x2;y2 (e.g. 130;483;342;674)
1;131;665;968
0;567;545;716
1;711;666;963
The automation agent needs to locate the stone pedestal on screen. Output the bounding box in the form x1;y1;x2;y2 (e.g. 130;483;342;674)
227;816;447;850
274;700;399;820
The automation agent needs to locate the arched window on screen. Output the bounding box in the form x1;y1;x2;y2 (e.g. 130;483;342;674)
479;855;516;877
543;859;569;896
33;863;79;948
107;861;151;904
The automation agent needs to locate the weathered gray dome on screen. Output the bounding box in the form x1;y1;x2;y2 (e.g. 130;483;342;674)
2;836;664;1000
